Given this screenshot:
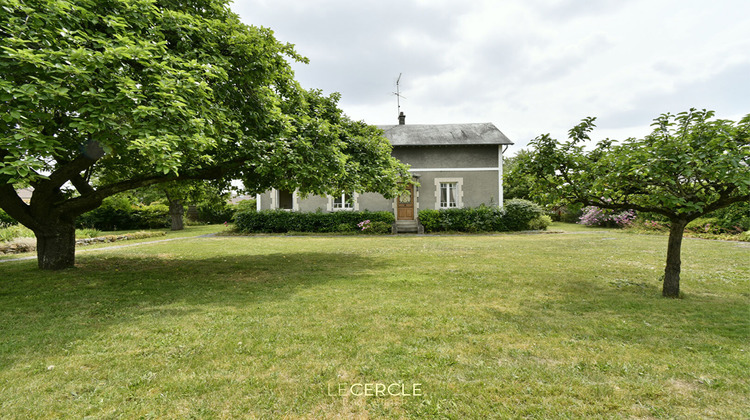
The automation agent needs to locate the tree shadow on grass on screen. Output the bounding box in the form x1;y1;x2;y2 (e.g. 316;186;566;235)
485;277;749;348
0;251;387;368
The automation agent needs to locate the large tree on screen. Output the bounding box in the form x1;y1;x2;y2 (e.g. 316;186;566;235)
524;109;749;298
0;0;410;269
502;149;535;201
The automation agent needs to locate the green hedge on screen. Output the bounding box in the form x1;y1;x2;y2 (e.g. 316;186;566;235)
77;203;170;230
418;199;546;233
234;210;394;233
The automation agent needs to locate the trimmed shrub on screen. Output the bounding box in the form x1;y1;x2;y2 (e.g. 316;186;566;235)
419;200;545;233
503;199;545;231
361;220;392;234
369;221;392;234
419;206;506;233
528;215;552;230
233;210;394;233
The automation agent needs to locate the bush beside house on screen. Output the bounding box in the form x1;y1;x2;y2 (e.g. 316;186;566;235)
234;210;395;233
418;199;548;233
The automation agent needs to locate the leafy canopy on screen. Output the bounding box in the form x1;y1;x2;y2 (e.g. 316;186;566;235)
525;109;750;221
0;0;409;224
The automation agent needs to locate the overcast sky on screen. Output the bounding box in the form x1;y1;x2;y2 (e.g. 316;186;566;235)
232;0;750;154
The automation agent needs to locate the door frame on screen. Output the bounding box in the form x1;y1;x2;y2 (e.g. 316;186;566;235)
393;179;419;221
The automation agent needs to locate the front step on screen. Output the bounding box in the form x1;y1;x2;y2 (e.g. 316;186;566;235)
394;220;423;234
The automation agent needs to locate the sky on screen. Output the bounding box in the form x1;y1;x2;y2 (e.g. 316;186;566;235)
231;0;750;154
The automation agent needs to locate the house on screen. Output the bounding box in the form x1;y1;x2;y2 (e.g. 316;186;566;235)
256;113;513;232
17;188;33;204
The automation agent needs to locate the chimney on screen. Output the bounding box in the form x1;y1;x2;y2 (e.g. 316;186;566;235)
398;111;406;125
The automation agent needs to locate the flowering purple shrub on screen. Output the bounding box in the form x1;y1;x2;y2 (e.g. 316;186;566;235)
578;206;636;228
357;220;371;231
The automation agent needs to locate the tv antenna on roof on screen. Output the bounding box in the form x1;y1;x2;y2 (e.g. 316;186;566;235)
393;73;406;117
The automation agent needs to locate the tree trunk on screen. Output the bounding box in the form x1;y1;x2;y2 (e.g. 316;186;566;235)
169;199;184;231
35;222;76;270
663;218;688;298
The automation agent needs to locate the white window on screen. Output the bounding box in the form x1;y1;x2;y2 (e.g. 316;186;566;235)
440;183;458;208
434;177;463;209
278;190;294;210
333;193;354;209
328;192;359;211
270;188;298;211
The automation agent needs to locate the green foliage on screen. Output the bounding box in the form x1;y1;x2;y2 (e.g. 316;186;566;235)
194;199;256;224
503;149;536;201
418;200;545;233
631;218;669;232
0;223;34;242
1;225;106;242
0;0;410;268
549;203;584;223
418;206;503;233
503;199;546;231
76;228;103;239
0;208;16;225
334;223;356;233
233;199;257;213
528;215;553;230
703;201;750;231
686;218;733;235
362;221;392;234
77;199;170;230
524;109;750;220
233;210;394;233
196;201;236;224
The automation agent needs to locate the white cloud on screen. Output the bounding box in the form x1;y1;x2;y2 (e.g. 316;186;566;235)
232;0;750;153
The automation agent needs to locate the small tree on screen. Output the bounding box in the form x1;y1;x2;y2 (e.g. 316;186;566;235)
133;181;228;231
524;109;749;297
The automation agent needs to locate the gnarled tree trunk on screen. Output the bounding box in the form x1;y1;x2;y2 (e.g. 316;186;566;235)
34;222;76;270
663;218;688;298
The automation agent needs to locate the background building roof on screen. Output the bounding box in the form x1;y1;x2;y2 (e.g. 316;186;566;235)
377;123;513;147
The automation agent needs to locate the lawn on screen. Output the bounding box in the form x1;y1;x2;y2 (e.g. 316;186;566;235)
0;227;748;418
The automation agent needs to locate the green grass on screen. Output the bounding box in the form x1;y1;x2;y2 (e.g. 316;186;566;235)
0;224;227;261
0;229;748;418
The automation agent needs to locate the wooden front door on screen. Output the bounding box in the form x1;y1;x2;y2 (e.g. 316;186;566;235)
397;184;415;220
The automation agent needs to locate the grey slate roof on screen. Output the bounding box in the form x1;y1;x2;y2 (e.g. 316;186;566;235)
377;123;513;146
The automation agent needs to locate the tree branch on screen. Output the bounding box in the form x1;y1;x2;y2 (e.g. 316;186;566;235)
70;173;95;196
56;158;251;216
31;154;99;207
0;183;40;230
